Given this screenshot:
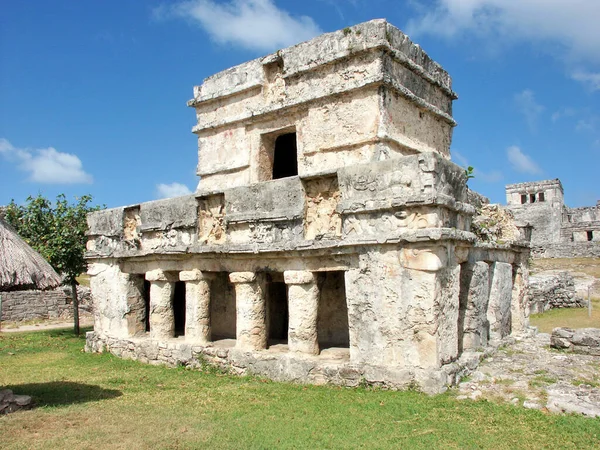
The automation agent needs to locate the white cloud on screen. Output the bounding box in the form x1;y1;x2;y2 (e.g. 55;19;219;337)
406;1;600;86
551;107;577;123
156;182;192;198
514;89;544;131
506;145;542;175
575;114;600;134
0;138;93;184
159;0;322;52
571;70;600;92
474;169;503;183
452;150;470;168
452;150;503;183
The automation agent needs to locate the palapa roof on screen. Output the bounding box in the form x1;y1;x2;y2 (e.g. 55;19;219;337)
0;217;62;292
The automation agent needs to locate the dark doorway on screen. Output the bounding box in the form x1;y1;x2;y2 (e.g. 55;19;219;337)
588;231;594;242
317;271;349;348
538;192;545;202
272;133;298;179
210;272;236;340
457;263;469;356
266;273;288;344
144;279;151;332
530;194;536;203
173;281;186;337
520;194;527;204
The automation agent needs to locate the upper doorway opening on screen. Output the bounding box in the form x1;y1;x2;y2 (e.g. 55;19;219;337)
272;132;298;179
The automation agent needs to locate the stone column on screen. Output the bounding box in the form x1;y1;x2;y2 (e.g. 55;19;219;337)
399;246;453;369
510;263;529;333
284;270;319;355
487;262;514;341
146;269;176;340
229;272;267;351
459;261;490;351
180;269;212;343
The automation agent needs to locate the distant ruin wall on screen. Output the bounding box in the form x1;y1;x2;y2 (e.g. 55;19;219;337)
532;242;600;259
505;179;600;258
0;286;92;322
527;272;586;314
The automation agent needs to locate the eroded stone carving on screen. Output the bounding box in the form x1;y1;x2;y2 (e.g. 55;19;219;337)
198;195;225;244
304;177;342;240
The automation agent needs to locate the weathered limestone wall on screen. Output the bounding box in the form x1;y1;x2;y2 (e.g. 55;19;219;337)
528;272;586;314
532;242;600;258
0;286;91;323
84;240;527;394
88;261;138;338
190;20;457;193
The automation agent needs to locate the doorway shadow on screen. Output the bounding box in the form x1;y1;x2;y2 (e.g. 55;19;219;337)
2;381;122;407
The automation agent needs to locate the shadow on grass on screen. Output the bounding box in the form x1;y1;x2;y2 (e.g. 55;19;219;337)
43;326;93;337
3;381;121;407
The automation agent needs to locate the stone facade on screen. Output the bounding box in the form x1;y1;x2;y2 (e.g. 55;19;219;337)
527;272;586;314
85;20;530;393
0;286;92;323
506;179;600;258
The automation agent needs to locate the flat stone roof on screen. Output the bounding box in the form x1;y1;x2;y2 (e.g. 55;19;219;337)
187;19;456;107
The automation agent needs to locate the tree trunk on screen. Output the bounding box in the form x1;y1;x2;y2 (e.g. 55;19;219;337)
72;280;80;336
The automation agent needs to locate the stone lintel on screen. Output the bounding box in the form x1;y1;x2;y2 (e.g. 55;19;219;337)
229;271;256;284
283;270;315;285
179;269;212;282
146;269;178;282
455;246;469;264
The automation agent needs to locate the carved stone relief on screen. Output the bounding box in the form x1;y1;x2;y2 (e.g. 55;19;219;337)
304;176;342;240
123;207;141;247
198;195;226;244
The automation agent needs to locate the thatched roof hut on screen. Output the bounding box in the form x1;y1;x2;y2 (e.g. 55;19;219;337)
0;217;62;292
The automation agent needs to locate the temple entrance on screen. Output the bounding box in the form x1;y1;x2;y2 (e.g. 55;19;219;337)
143;279;151;332
317;271;349;349
173;281;186;337
266;272;289;345
210;272;236;340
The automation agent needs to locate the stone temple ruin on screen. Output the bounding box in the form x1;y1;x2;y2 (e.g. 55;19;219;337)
85;20;530;393
506;179;600;258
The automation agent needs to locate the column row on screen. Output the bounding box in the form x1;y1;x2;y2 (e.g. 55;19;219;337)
143;269;323;355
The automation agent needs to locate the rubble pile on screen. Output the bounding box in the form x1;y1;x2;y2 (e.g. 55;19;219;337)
471;204;520;244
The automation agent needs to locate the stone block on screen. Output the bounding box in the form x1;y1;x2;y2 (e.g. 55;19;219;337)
139;195;197;232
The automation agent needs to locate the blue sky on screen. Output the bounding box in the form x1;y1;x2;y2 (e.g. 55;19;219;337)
1;0;599;209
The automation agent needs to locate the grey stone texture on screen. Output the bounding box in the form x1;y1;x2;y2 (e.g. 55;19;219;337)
506;179;600;258
527;271;586;314
0;389;33;415
456;332;600;418
85;20;530;394
0;286;92;323
551;327;600;356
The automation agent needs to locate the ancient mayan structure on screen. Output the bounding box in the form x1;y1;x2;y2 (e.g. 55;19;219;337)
506;179;600;258
85;20;530;393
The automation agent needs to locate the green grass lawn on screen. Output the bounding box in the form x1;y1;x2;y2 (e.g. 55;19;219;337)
1;329;599;449
530;298;600;333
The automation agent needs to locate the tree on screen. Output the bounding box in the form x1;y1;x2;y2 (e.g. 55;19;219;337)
5;194;103;335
